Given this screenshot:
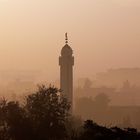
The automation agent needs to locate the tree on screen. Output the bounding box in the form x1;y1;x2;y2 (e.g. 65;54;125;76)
0;99;9;140
0;85;71;140
0;99;32;140
25;85;70;140
94;93;110;109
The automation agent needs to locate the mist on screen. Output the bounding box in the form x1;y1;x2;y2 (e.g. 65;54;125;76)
0;0;140;81
0;0;140;133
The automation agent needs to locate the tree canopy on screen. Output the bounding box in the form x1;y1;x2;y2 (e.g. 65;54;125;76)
0;85;139;140
0;85;70;140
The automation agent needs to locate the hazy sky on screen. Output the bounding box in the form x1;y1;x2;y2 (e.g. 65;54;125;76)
0;0;140;80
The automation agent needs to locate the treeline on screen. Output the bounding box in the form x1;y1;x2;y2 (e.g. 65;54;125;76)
0;85;139;140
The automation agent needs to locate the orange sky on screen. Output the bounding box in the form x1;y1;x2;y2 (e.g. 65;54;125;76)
0;0;140;80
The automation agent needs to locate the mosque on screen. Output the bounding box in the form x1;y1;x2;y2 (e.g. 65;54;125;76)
59;33;74;112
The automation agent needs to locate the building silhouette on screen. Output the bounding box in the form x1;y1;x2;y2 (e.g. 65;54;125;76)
59;33;74;112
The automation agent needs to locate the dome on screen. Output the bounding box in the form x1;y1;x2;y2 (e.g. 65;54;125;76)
61;44;73;56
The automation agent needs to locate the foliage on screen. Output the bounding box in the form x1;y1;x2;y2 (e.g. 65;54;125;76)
77;120;140;140
94;93;110;107
0;85;70;140
25;85;70;140
0;85;139;140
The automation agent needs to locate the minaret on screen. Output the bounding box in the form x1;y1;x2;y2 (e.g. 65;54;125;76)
59;33;74;113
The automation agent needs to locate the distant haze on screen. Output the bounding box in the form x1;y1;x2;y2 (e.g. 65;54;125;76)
0;0;140;81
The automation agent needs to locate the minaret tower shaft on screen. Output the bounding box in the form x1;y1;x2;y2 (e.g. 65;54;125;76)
59;33;74;112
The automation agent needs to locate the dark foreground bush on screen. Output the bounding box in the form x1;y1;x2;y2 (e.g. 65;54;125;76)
0;85;70;140
0;85;139;140
76;120;140;140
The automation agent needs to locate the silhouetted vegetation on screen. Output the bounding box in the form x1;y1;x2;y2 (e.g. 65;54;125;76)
0;85;139;140
76;120;140;140
0;85;70;140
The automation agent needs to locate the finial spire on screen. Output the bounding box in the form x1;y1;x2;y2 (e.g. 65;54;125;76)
65;32;68;44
